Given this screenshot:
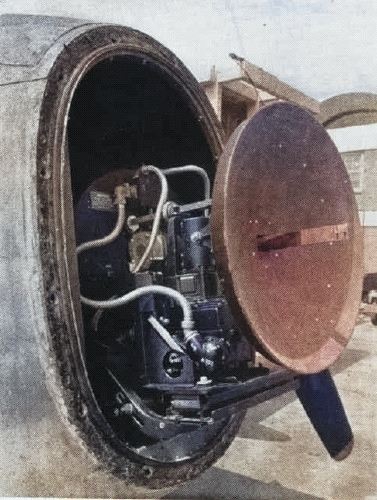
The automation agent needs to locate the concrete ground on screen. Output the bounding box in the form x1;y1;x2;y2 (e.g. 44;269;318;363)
163;315;377;500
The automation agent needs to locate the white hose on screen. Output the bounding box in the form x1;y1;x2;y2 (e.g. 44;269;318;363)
76;203;126;255
80;284;195;334
163;165;211;200
133;165;168;273
76;166;197;340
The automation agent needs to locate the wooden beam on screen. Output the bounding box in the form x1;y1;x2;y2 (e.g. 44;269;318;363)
222;78;258;103
240;59;320;114
202;67;222;120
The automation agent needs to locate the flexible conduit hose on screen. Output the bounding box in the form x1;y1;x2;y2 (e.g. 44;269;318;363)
80;284;195;337
76;165;167;271
76;203;126;255
163;165;211;200
76;165;195;338
133;165;168;273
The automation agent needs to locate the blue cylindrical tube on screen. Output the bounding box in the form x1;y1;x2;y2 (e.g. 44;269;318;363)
296;369;354;460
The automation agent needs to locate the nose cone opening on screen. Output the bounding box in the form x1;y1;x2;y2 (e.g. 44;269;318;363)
36;22;244;486
68;54;218;204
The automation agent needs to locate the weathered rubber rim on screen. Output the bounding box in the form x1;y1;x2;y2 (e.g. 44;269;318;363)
36;23;245;488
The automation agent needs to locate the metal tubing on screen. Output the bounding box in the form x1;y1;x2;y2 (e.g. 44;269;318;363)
133;165;168;273
76;203;126;255
164;165;211;200
80;283;194;332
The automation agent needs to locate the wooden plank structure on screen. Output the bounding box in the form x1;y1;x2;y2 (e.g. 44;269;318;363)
202;59;320;138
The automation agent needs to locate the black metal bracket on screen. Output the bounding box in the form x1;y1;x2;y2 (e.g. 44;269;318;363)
108;368;299;441
107;369;207;440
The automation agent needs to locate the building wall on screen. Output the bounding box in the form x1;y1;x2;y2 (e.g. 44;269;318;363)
357;149;377;273
362;226;377;274
320;94;377;275
356;149;377;211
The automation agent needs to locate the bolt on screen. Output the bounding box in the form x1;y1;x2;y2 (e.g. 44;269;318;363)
119;403;133;416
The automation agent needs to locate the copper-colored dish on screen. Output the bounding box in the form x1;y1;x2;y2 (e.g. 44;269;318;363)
212;102;363;374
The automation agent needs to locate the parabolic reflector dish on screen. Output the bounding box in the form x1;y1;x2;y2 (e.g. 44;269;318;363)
211;102;363;374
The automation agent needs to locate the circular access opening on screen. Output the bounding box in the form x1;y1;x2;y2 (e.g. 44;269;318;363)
37;25;244;486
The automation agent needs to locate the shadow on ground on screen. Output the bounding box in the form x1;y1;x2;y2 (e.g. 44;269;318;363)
236;346;370;442
164;467;323;500
331;347;370;375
